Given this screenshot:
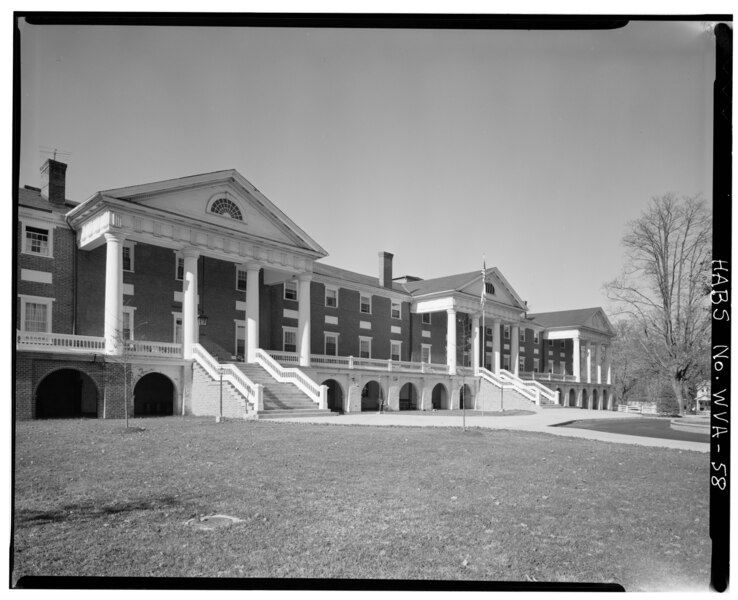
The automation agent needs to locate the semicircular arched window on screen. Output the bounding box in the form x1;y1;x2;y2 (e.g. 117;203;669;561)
210;198;243;221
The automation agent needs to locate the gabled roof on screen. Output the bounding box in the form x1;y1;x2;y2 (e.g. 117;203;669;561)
314;262;408;294
18;186;77;213
528;307;615;336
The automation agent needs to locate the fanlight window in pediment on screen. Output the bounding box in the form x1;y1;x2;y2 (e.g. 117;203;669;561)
210;197;243;221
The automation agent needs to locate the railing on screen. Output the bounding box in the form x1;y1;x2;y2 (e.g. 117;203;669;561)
255;349;326;409
17;331;106;353
193;344;263;411
519;371;580;383
498;369;545;405
127;340;182;357
618;404;658;415
480;367;538;403
266;350;453;375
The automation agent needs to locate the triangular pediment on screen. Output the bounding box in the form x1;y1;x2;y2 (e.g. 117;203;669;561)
99;170;327;257
459;268;527;311
584;308;615;336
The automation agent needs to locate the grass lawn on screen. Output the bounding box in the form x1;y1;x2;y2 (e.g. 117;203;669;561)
13;417;710;591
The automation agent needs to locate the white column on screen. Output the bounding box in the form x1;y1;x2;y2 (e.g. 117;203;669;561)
595;343;602;384
181;248;199;360
446;308;457;375
104;232;124;356
511;324;520;376
245;263;261;363
492;319;501;374
297;273;312;367
585;341;592;384
605;344;612;385
573;336;581;382
472;314;480;374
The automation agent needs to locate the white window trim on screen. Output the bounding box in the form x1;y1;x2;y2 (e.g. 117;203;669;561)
390;340;402;361
172;312;183;344
19;295;54;332
324;332;339;356
174;252;184;281
533;358;540;373
391;300;401;320
325;285;339;308
21;220;54;258
533;331;540;343
122;306;136;340
236;266;248;291
284;281;298;301
421;343;432;364
234;319;246;358
283;326;298;352
519;357;526;371
422;313;431;325
503;355;511;371
359;335;372;359
519;329;526;342
122;241;136;273
504;325;510;339
360;294;372;315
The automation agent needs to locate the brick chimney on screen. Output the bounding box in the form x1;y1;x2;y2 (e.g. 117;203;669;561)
378;251;394;288
40;159;67;206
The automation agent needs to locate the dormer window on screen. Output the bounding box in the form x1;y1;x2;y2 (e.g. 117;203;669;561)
210;197;243;221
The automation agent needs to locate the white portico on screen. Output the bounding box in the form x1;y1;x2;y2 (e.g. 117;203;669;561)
407;267;530;376
66;170;328;365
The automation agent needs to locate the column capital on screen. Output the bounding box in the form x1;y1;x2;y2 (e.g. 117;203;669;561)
245;262;262;273
297;272;313;282
104;231;125;244
181;246;200;260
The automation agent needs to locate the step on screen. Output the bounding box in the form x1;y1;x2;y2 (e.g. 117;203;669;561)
257;409;338;419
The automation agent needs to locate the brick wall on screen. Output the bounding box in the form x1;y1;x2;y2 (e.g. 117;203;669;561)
190;362;249;418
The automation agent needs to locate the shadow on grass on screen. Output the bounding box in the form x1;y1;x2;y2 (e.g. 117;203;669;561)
17;494;183;526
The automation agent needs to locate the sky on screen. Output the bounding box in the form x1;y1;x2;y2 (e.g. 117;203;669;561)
16;16;717;314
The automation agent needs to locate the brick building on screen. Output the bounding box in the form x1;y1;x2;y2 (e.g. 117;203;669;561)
15;160;616;420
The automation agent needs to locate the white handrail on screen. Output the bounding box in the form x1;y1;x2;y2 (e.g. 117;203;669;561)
255;349;326;408
496;369;541;404
193;344;263;411
17;331;106;352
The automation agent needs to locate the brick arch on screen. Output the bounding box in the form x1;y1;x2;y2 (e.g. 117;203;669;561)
35;366;102;419
133;372;177;416
398;381;419;410
321;378;345;413
130;369;180;403
431;382;449;410
361;379;384;411
28;359;108;419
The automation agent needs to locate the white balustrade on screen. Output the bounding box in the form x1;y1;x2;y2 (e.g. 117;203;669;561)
193;344;263;411
255;349;326;408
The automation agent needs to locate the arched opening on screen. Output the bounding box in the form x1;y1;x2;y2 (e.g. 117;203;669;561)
602;389;610;411
399;382;418;410
459;384;474;409
581;389;589;409
322;379;344;413
36;369;98;419
133;373;175;416
431;383;448;410
556;388;563;405
361;380;382;412
568;388;576;407
592;389;599;410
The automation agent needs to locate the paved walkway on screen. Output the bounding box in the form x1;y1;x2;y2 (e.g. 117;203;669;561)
273;408;710;453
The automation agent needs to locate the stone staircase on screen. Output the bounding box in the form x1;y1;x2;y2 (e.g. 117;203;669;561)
233;363;337;419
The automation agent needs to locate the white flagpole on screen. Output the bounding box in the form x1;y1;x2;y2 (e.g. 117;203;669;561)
481;255;486;415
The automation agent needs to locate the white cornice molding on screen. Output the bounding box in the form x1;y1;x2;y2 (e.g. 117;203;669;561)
311;272;411;302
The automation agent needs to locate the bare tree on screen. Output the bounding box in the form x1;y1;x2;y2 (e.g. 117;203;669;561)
605;194;711;415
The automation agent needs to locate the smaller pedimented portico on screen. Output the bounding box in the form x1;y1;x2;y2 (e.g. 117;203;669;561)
66;170;328;365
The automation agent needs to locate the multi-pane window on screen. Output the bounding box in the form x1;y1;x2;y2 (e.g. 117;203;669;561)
25;226;50;256
533;331;540;343
485;282;495;294
533;358;540;373
422;313;431;325
284;281;298;301
519;329;526;342
122;308;134;340
421;345;431;364
485;327;494;337
235;322;246;357
23;301;50;332
390;341;401;362
504;325;510;339
122;244;134;272
325;333;338;356
175;255;184;281
503;355;511;371
236;268;247;291
360;294;371;314
359;337;371;359
391;301;401;319
210;197;243;220
283;329;297;352
325;288;338;308
173;314;183;344
519;357;526;372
